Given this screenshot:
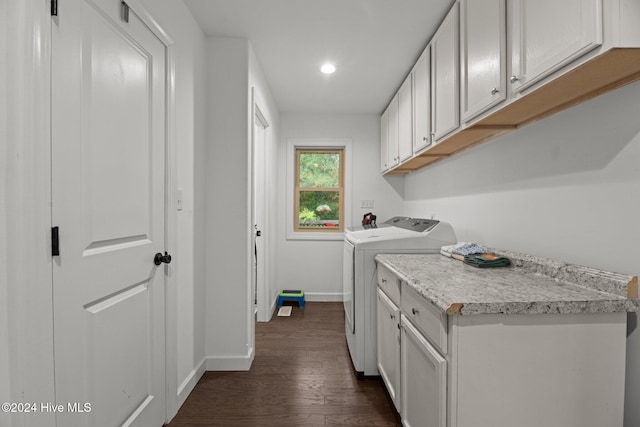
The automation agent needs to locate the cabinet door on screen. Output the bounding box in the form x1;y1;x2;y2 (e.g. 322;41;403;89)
510;0;602;93
460;0;506;122
398;74;413;162
377;289;401;411
413;46;431;153
401;316;446;427
387;94;400;169
431;2;460;142
380;108;389;172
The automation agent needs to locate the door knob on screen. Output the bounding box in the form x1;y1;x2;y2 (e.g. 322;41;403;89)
154;251;172;266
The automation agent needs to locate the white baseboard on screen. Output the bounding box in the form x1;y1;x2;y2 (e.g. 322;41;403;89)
304;292;344;302
177;357;206;408
205;347;255;371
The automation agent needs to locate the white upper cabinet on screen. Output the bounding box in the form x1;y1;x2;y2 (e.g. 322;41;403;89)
412;46;431;153
387;94;400;169
509;0;603;93
398;74;413;162
380;108;389;172
380;0;640;175
431;2;460;142
460;0;506;122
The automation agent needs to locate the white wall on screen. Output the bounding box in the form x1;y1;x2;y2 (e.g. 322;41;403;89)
204;37;280;366
0;3;11;422
135;0;208;413
205;37;253;368
191;10;208;408
2;0;207;424
0;2;11;418
249;45;281;320
3;2;57;426
402;80;640;426
277;114;405;300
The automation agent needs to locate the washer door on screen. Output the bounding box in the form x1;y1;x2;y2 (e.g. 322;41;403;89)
343;239;355;333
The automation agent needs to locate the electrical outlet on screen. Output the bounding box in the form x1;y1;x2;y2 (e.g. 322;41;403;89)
360;200;374;209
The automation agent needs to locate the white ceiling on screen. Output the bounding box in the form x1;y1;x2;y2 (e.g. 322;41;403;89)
183;0;454;114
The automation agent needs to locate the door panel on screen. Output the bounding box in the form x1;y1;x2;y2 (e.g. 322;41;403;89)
413;47;431;153
510;0;602;92
460;0;506;121
52;0;166;425
401;316;447;427
82;6;152;249
377;289;400;411
431;3;460;142
84;283;152;425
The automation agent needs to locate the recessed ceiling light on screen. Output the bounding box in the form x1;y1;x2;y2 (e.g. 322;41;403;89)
320;63;336;74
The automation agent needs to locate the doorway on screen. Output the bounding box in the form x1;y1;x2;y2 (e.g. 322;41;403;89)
252;96;271;322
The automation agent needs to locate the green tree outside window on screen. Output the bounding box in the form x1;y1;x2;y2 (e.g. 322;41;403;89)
295;149;344;231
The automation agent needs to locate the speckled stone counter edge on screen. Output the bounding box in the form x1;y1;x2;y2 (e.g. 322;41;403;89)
489;247;638;299
376;250;639;316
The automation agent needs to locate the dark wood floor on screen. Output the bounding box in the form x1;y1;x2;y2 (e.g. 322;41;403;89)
166;302;400;426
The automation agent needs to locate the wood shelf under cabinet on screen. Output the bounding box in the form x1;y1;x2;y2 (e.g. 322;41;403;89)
386;47;640;175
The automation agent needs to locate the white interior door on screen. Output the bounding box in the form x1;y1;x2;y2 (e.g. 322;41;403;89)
253;105;269;321
51;0;167;425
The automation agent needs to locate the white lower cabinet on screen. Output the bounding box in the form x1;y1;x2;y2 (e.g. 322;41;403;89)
376;289;401;411
400;314;446;427
376;266;628;427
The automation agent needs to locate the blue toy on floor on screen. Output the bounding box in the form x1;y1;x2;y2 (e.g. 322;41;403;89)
277;290;305;308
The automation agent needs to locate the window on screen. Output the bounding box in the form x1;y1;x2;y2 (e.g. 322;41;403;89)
294;148;344;232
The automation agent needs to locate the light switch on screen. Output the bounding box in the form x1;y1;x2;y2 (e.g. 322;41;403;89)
360;200;374;209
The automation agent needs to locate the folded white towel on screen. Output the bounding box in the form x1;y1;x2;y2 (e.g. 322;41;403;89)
441;242;468;257
453;243;486;256
441;242;488;258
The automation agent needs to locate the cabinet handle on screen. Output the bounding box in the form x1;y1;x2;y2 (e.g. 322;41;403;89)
411;308;419;315
423;136;428;141
491;87;499;95
381;278;387;283
510;75;519;84
390;313;396;320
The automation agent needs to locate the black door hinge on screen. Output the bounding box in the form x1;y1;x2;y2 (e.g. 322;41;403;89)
51;0;58;16
121;1;130;23
52;226;60;256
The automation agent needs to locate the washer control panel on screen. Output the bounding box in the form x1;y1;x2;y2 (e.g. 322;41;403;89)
385;216;439;233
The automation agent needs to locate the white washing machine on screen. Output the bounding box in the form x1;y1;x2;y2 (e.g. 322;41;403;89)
343;216;456;376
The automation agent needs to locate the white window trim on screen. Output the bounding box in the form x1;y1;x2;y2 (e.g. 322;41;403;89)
286;138;352;241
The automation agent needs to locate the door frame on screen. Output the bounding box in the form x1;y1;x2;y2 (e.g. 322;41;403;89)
5;1;178;424
251;90;272;323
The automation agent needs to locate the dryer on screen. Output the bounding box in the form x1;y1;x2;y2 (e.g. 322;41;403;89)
343;216;456;376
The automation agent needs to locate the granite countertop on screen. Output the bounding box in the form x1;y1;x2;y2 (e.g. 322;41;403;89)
375;250;638;316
